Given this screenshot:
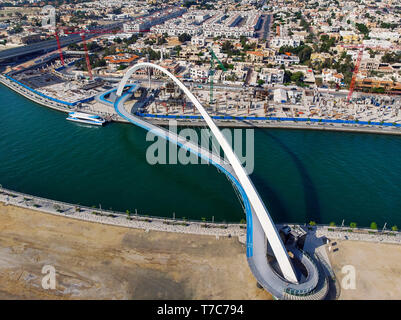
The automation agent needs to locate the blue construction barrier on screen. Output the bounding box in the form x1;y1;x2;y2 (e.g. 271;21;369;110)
98;84;137;105
55;58;83;72
5;73;94;106
135;112;401;128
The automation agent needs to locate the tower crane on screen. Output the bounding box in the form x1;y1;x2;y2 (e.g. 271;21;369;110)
209;48;226;106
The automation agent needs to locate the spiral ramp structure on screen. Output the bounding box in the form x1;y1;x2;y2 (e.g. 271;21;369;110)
109;62;330;300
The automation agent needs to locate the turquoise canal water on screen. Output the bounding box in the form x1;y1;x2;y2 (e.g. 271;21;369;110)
1;84;401;227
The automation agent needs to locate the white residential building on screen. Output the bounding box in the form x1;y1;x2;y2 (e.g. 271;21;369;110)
369;30;400;42
321;69;344;85
273;88;287;103
190;66;209;81
275;54;300;66
259;68;285;84
362;39;393;49
270;37;301;49
191;36;206;47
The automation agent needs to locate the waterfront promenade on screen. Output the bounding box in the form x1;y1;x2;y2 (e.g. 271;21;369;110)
0;74;123;122
3;72;401;136
0;187;246;239
2;187;400;246
1;198;401;300
1;187;401;300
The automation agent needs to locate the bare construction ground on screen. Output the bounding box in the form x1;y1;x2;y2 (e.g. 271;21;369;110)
328;239;401;300
0;203;271;300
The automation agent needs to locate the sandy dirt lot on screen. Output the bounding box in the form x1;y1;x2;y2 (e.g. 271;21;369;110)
0;203;271;300
328;239;401;300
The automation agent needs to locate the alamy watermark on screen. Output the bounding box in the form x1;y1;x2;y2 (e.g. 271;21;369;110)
145;120;255;174
41;265;56;290
41;5;56;30
341;265;356;290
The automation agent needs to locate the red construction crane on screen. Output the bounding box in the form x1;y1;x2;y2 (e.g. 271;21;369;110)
347;48;364;102
80;33;93;80
52;26;81;66
341;43;393;102
54;31;65;66
62;26;122;80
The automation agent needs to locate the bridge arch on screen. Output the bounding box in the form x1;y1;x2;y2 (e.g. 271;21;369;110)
117;62;298;284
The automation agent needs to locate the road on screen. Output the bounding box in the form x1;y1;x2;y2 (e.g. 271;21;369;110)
0;22;124;63
255;14;271;40
0;34;84;63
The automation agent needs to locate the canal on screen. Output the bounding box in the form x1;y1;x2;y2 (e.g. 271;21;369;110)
1;85;401;228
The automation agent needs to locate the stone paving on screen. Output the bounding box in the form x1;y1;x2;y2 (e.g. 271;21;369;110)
316;226;401;245
1;188;400;247
0;188;246;240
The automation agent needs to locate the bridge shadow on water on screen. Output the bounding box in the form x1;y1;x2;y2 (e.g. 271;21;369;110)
252;130;321;224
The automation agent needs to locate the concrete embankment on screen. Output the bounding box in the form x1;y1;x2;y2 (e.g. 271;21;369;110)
0;75;129;122
1;187;400;246
2;74;401;136
0;187;247;241
147;117;401;135
0;74;73;114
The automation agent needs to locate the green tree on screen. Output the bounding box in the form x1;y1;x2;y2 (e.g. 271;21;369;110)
381;52;401;64
12;24;23;34
290;71;304;85
355;23;370;36
370;222;378;230
392;225;398;231
178;33;191;43
329;221;336;227
319;35;336;53
279;45;312;64
350;222;357;228
309;221;316;226
298;46;312;63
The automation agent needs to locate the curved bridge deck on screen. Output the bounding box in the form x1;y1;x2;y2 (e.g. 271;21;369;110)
113;84;328;300
114;88;236;177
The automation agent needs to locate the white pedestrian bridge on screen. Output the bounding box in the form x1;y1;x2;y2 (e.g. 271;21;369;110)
111;62;329;300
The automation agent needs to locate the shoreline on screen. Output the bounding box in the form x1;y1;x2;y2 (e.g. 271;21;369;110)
0;201;272;300
2;74;401;136
1;186;400;246
0;186;247;240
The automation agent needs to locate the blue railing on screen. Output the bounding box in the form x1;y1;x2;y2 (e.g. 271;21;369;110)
114;90;254;258
135;112;401;128
55;58;83;71
5;74;94;106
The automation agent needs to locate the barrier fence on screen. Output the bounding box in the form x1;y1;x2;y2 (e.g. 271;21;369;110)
135;112;401;128
4;74;94;106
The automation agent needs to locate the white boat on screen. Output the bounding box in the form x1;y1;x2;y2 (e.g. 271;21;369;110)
66;112;106;126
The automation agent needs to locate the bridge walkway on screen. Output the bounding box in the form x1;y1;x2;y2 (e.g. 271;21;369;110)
114;88;235;178
114;88;328;300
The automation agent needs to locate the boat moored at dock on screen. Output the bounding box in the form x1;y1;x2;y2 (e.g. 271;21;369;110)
66;112;106;126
